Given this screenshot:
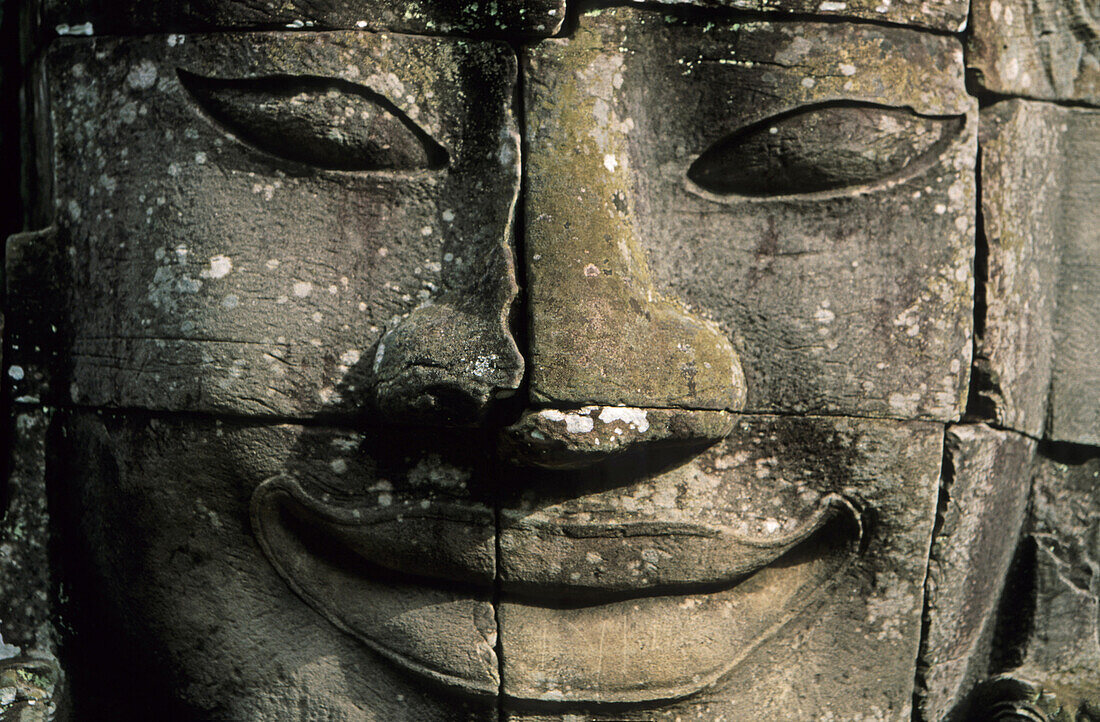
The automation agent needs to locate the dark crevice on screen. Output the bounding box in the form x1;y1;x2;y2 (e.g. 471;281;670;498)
965;71;1100;110
911;426;956;722
965;134;998;424
23;398;982;436
987;535;1038;674
1036;438;1100;465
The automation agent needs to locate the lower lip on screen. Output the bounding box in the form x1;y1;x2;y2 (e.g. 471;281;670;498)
252;475;857;706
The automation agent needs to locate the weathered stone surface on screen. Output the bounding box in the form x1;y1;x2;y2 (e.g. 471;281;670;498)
1048;110;1100;445
46;31;523;421
36;0;564;40
639;0;967;33
524;9;976;421
54;412;500;719
976;99;1100;445
916;424;1035;722
983;446;1100;719
498;414;943;719
0;410;65;722
972;101;1061;438
968;0;1100;105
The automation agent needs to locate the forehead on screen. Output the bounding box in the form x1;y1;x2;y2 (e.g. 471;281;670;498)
40;0;967;36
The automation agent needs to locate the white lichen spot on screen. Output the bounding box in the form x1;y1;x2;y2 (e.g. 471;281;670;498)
56;22;94;36
126;59;158;90
442;209;456;222
801;77;816;88
598;406;650;433
934;203;947;215
194;151;207;164
340;349;361;366
819;0;847;9
584;263;600;277
201;255;232;279
839;63;857;76
222;294;239;309
7;365;24;381
541;409;595;434
603;153;618;172
814;307;836;324
330;459;348;474
293;281;313;297
887;391;921;416
265;259;280;270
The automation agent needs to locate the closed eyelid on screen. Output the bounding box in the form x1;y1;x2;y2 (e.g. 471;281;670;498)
687;101;965;198
177;69;449;172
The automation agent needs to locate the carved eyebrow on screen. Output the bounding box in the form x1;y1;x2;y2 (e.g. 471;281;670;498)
177;69;449;172
688;101;964;198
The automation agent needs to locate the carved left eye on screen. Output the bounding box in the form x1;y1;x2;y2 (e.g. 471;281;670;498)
688;102;963;197
178;70;449;171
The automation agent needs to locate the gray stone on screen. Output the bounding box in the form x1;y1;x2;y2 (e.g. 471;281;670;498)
498;414;943;719
976;99;1100;445
35;0;564;41
45;31;523;422
981;447;1100;719
639;0;967;33
968;0;1100;105
524;9;976;421
972;101;1061;438
1049;111;1100;445
0;410;66;722
916;424;1035;722
55;412;500;719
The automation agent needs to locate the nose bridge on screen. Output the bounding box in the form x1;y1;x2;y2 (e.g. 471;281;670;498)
523;43;746;413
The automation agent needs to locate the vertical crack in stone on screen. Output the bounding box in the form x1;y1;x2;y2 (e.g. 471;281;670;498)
912;425;955;721
965;144;997;424
493;40;532;721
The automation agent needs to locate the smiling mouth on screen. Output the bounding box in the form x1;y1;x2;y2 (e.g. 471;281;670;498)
251;468;862;706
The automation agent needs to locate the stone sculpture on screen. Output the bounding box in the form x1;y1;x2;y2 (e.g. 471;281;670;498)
0;0;1096;719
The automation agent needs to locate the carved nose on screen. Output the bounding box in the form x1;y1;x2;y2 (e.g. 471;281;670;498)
523;155;746;415
525;229;745;411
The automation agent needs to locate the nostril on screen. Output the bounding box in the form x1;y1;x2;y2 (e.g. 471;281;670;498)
369;301;524;426
376;378;485;425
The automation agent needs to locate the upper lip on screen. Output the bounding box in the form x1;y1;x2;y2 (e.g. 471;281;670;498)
252;473;860;600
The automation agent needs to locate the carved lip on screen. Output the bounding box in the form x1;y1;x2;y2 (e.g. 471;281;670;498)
252;474;856;597
252;474;862;704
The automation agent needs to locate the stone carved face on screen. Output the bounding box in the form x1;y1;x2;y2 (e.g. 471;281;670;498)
36;3;978;719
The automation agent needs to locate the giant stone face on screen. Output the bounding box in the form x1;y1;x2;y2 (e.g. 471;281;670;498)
7;0;1097;718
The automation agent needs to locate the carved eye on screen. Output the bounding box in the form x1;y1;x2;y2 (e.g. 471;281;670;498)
687;103;963;197
178;70;449;171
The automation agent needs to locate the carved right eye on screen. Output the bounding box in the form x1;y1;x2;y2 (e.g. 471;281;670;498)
688;102;963;197
178;70;449;172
